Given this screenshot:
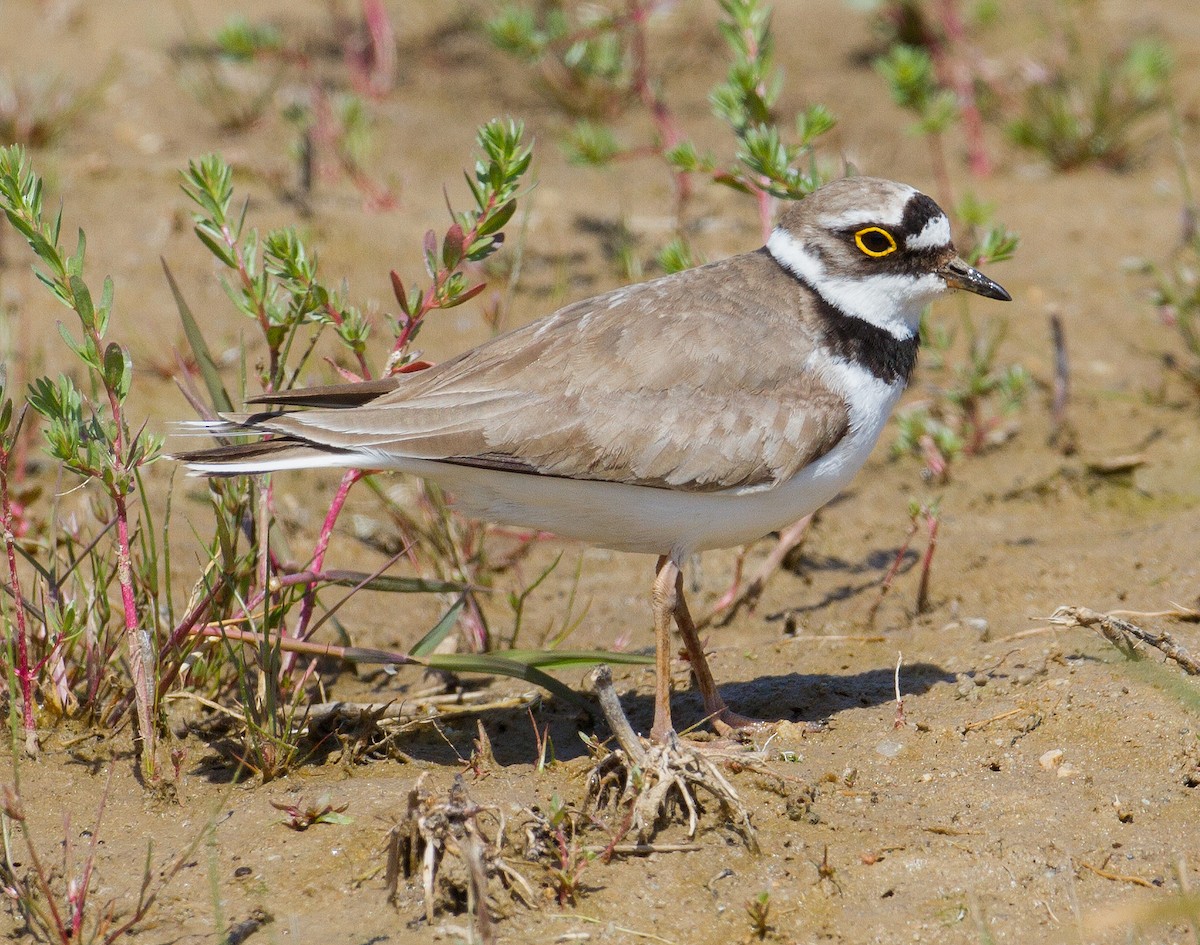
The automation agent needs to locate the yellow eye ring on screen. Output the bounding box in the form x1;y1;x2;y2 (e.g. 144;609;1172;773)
855;226;897;257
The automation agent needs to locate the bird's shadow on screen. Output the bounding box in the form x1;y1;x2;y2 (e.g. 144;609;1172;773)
392;660;955;769
182;647;953;779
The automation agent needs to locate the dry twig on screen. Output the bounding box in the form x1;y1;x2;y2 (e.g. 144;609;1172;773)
1077;859;1156;889
699;516;812;629
1046;606;1200;675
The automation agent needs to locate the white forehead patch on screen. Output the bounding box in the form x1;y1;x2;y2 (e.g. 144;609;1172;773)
906;214;952;251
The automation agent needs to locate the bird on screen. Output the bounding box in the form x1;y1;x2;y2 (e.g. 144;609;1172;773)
177;175;1011;745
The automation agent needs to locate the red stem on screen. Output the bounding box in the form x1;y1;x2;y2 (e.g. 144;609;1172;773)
932;0;992;178
756;187;773;245
0;449;38;756
84;306;158;777
626;0;692;222
867;517;920;624
293;469;362;643
916;512;939;613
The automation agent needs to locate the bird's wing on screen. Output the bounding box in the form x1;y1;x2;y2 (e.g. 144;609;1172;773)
239;251;851;493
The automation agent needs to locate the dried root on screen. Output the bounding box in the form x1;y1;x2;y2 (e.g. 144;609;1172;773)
1048;605;1200;675
584;667;760;852
385;774;535;942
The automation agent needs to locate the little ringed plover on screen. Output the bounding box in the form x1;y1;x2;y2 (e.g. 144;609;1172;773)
178;176;1011;744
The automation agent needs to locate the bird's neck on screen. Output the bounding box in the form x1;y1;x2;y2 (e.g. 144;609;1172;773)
766;229;921;387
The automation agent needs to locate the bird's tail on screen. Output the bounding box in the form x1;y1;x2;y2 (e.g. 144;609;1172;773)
172;432;360;477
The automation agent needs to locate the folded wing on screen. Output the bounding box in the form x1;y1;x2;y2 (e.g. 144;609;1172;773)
179;251;850;493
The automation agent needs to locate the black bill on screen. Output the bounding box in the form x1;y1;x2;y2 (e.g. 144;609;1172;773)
939;256;1012;301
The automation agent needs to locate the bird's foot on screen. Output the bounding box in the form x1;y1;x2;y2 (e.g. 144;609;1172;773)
709;707;773;740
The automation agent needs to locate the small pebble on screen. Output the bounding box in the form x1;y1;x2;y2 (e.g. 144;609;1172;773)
1039;749;1064;770
875;739;904;758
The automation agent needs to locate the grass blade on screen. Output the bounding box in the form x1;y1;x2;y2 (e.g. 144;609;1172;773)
501;649;653;669
162;257;233;413
320;570;467;595
422;652;594;715
409;596;466;657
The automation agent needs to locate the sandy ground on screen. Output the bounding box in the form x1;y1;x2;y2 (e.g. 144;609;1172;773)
1;1;1199;943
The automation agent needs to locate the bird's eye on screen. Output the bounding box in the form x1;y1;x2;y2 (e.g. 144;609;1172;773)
854;227;897;258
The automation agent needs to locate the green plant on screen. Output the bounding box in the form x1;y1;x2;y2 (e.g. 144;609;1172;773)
1008;36;1173;170
0;145;165;780
539;793;594;906
893;322;1029;478
1150;252;1200;396
694;0;837;228
867;499;941;622
745;890;773;939
0;385;37;758
0;120;642;789
865;0;994;185
876;43;958;199
174;122;654;778
178;121;530;646
490;0;837;256
175;9;397;206
488;0;694;225
174;122;538;774
271;792;352;830
0;773;204;943
1145;145;1200;397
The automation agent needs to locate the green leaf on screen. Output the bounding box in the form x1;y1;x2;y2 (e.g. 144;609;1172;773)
421;652;594;715
501;649;653;669
163;258;234;414
408;597;466;657
440;281;487;309
192;225;236;268
476;198;516;237
69;274;94;329
464;235;497;260
56;321;93;365
96;276;114;336
103;343;133;400
71;228;86;274
319;570;467;595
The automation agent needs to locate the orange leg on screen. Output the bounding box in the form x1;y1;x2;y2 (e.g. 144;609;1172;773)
650;555;765;744
649;555;678;744
672;568;763;734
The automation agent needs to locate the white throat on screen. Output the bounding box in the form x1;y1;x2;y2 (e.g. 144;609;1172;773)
767;228;944;340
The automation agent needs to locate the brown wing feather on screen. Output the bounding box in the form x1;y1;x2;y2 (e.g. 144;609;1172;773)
229;249;850;492
248;377;403;409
